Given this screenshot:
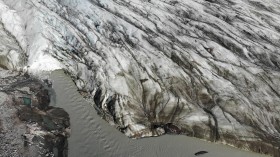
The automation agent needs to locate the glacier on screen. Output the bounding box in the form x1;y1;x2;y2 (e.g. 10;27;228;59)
0;0;280;156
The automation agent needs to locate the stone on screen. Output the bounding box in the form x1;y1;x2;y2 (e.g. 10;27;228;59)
0;70;70;157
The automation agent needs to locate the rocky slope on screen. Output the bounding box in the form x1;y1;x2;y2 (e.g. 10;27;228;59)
1;0;280;156
0;69;70;157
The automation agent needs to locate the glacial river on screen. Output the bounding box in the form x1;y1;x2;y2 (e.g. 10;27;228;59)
50;70;269;157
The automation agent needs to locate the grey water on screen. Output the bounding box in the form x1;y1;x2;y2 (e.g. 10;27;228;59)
50;70;269;157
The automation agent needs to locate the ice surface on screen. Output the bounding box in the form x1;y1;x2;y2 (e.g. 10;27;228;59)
1;0;280;155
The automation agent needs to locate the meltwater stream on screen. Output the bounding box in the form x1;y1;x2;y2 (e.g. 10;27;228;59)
50;70;269;157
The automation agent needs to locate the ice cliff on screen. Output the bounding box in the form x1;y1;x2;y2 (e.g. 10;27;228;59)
1;0;280;156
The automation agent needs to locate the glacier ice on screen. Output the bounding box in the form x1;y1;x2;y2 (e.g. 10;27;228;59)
1;0;280;155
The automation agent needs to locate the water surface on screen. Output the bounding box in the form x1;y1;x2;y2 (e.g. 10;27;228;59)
50;70;269;157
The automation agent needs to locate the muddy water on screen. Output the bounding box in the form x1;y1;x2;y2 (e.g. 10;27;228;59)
50;70;269;157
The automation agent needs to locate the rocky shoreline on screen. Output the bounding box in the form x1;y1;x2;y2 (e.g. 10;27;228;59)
0;69;69;157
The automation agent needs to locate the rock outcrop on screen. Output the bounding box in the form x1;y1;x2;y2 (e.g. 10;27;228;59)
0;0;280;156
0;69;70;157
